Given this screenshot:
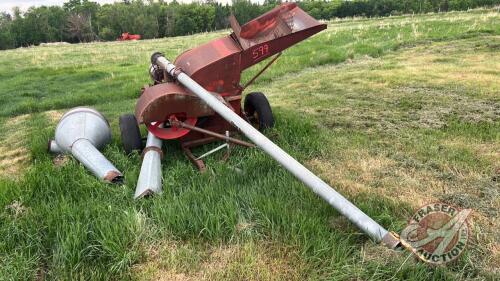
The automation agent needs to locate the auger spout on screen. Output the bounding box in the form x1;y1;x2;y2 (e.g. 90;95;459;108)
49;107;123;184
134;129;163;199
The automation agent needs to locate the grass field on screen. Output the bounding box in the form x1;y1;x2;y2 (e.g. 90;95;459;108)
0;7;499;280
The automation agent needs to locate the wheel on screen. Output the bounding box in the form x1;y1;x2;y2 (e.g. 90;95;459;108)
119;114;142;154
244;92;274;130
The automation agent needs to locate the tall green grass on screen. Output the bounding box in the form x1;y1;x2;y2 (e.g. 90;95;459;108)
0;8;498;280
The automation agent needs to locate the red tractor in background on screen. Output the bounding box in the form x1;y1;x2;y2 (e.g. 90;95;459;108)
118;32;141;41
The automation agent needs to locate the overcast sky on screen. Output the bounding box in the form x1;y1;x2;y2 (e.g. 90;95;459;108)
0;1;112;13
0;0;240;14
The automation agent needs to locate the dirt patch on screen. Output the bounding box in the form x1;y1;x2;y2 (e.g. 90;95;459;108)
133;241;305;281
443;138;500;167
0;114;30;178
0;110;65;177
307;151;436;207
0;147;29;176
386;39;500;99
362;241;412;265
265;47;499;135
487;243;500;275
52;154;69;167
45;110;63;124
308;150;499;276
5;200;28;218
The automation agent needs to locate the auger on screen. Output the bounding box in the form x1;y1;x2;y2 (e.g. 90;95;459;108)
120;3;400;248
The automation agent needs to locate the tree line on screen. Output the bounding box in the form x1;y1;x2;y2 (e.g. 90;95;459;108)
0;0;498;50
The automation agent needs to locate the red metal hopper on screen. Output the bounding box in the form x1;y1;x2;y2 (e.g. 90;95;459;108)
126;3;326;170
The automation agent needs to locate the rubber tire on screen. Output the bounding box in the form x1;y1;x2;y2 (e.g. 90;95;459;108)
244;92;274;130
119;114;142;154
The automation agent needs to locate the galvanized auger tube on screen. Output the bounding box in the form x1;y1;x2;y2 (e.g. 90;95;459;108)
48;107;123;184
152;53;400;248
134;129;163;199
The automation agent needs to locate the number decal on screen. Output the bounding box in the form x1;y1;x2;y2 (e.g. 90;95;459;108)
252;44;269;61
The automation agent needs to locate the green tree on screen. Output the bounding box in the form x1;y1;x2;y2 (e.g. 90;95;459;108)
1;0;499;50
232;0;263;25
64;0;99;37
0;12;15;49
67;13;95;42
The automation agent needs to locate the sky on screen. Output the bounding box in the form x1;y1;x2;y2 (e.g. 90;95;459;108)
0;0;113;13
0;0;239;14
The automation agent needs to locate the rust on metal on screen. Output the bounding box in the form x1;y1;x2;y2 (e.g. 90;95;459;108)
242;52;282;91
134;3;326;169
174;36;242;94
181;137;218;148
104;171;124;184
171;119;255;148
147;117;198;140
233;3;296;46
382;232;402;249
135;83;214;124
136;2;325;131
182;146;206;172
141;146;164;159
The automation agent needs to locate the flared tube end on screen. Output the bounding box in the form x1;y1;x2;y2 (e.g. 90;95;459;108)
104;171;124;185
48;139;63;154
382;232;402;250
151;52;164;65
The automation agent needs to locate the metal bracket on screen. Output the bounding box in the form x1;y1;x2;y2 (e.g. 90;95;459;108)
195;131;232;161
182;146;206;172
241;52;282;91
195;143;229;160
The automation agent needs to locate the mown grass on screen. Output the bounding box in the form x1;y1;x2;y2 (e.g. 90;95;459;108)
0;7;499;281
